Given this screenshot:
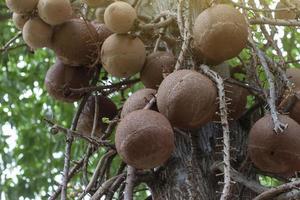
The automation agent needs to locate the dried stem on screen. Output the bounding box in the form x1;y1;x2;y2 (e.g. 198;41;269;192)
61;96;89;200
200;65;231;200
249;40;288;133
78;150;116;200
124;166;136;200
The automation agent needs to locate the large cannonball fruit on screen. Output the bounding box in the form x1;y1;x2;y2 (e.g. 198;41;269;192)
52;19;99;66
287;68;300;124
44;59;93;102
83;0;112;8
77;95;117;136
115;110;174;169
12;13;29;30
104;1;137;33
193;4;248;65
37;0;73;25
101;34;146;78
121;88;157;118
23;17;53;49
141;51;176;89
6;0;38;14
157;70;217;128
248;115;300;174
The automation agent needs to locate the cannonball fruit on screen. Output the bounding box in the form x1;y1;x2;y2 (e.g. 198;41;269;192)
6;0;38;14
193;4;248;64
141;51;176;89
77;95;117;136
115;110;174;169
12;13;29;30
23;17;53;49
121;88;157;118
157;70;217;128
275;0;299;20
248;115;300;174
83;0;112;8
52;19;99;66
44;59;93;102
287;68;300;123
91;22;113;44
287;68;300;91
37;0;73;25
104;1;137;33
101;34;146;78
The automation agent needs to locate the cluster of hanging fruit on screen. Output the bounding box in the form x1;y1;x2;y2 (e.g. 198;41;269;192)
6;0;300;173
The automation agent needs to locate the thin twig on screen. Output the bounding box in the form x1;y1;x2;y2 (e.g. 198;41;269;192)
249;17;300;26
78;150;116;200
0;31;22;53
253;179;300;200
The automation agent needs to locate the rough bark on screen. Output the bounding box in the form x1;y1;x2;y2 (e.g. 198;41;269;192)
148;120;258;200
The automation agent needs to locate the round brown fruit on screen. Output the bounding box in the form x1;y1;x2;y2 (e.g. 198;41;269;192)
22;17;53;49
104;1;137;33
115;110;174;169
6;0;38;14
37;0;73;25
101;33;146;78
44;59;93;102
157;70;217;128
52;19;99;66
193;4;248;65
248;115;300;174
140;51;176;89
12;13;29;30
83;0;112;8
275;1;299;20
121;88;157;118
77;95;117;136
91;21;113;44
287;68;300;123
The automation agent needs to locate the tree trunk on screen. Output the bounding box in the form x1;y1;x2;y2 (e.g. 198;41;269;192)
147;120;258;200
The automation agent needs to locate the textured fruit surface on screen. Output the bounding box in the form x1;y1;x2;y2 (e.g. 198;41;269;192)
275;1;299;20
23;17;53;49
157;70;217;128
101;34;146;78
121;88;157;118
12;13;29;30
104;1;137;33
141;51;176;89
38;0;73;25
52;19;99;66
248;115;300;174
287;68;300;123
44;59;93;102
6;0;38;14
116;110;174;169
193;4;248;64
